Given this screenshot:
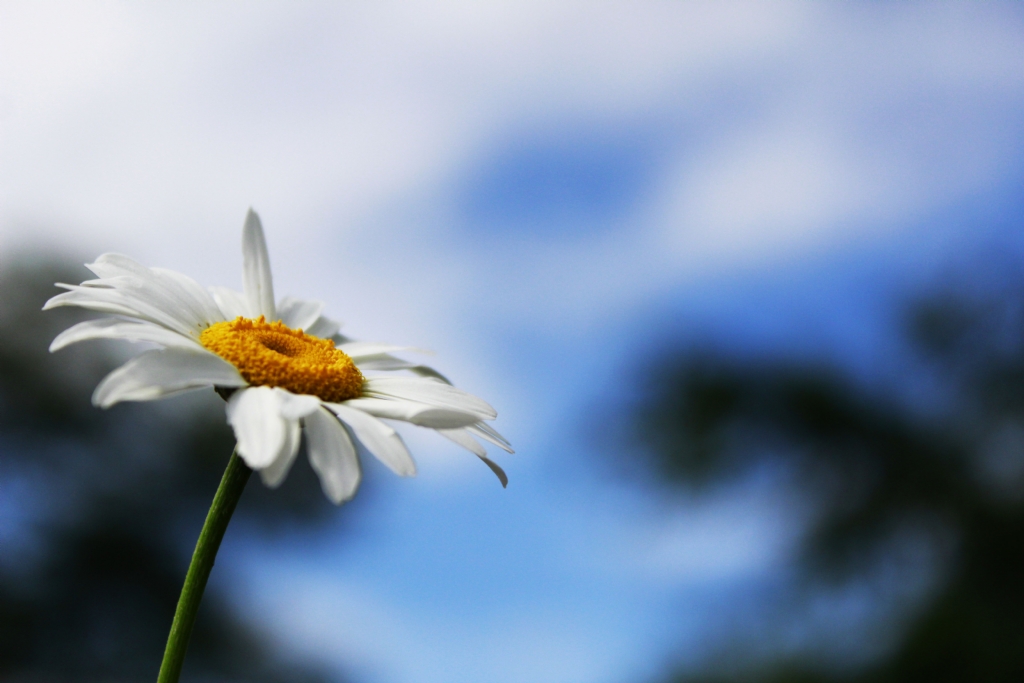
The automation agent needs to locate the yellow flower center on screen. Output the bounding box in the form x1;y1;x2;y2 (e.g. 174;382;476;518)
200;316;364;402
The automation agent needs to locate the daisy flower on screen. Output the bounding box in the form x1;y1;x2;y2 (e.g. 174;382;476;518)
45;210;512;503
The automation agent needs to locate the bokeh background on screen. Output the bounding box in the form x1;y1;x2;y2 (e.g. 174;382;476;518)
3;2;1024;682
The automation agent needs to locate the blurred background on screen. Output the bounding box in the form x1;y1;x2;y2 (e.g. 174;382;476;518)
2;2;1024;682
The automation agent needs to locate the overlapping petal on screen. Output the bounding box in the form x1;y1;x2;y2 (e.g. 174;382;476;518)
306;315;342;339
277;296;324;330
50;318;202;352
342;396;481;428
353;355;451;383
468;422;515;454
438;428;509;487
56;252;224;335
324;402;417;477
273;389;322;420
340;342;426;359
259;419;303;488
305;406;361;503
93;347;246;408
227;386;299;473
45;282;202;338
209;286;250;320
362;376;497;420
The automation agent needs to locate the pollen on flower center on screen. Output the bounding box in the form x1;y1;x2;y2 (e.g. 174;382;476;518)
200;316;363;402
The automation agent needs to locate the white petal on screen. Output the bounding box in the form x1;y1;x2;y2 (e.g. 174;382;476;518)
306;315;342;339
87;253;221;331
258;418;302;488
342;396;481;428
227;387;318;484
45;285;199;337
354;356;452;383
468;423;515;454
50;318;202;352
352;357;417;371
438;429;508;486
324;402;416;477
93;347;245;408
407;364;454;384
363;377;497;420
277;296;324;330
150;266;225;325
305;406;361;504
209;286;251;320
242;209;276;320
227;386;290;470
86;252;166;281
477;454;508;487
271;388;322;420
437;428;486;456
339;342;428;359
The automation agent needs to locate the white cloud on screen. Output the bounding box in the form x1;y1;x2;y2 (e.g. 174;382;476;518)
656;2;1024;267
616;488;802;584
246;559;657;683
3;2;1020;336
0;2;804;258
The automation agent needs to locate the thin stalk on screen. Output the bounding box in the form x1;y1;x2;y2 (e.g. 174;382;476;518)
157;449;252;683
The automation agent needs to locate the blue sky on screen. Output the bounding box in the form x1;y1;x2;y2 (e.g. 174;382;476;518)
3;3;1024;682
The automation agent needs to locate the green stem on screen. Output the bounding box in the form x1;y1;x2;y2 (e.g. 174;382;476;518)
157;449;252;683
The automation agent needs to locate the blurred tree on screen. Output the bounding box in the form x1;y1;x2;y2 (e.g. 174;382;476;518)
0;256;347;682
636;278;1024;683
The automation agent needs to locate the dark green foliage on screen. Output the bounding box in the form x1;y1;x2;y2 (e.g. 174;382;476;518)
0;256;342;682
638;281;1024;682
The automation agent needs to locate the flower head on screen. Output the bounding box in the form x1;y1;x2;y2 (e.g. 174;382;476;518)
45;210;511;502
